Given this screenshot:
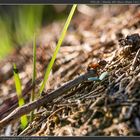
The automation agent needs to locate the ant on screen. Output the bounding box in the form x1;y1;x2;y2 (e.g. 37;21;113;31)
87;60;108;81
87;60;107;74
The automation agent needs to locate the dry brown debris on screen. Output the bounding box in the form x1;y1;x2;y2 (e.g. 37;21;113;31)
0;5;140;136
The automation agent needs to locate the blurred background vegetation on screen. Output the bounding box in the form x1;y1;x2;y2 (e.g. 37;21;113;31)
0;5;69;60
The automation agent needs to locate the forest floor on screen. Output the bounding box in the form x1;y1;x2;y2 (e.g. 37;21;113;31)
0;5;140;136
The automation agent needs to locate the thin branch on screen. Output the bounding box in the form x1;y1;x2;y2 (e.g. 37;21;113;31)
0;70;96;130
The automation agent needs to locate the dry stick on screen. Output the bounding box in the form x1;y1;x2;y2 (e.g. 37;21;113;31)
0;77;42;120
130;48;140;71
0;70;96;130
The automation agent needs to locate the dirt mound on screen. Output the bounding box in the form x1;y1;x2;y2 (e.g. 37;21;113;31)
0;5;140;136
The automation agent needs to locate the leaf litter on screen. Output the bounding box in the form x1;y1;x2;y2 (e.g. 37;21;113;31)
0;5;140;136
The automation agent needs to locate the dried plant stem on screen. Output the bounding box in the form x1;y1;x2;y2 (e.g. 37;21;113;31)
0;71;96;130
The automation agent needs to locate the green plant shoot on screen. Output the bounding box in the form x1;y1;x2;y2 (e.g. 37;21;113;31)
30;34;37;122
13;63;28;129
38;4;77;95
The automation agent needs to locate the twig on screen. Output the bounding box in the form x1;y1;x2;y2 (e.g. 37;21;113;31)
0;77;42;120
130;48;140;70
0;70;96;130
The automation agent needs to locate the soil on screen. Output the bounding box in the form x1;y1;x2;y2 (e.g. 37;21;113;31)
0;5;140;136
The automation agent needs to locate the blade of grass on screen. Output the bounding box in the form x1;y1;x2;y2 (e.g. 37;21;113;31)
15;5;44;45
13;64;28;129
38;4;77;95
30;34;37;122
0;18;13;59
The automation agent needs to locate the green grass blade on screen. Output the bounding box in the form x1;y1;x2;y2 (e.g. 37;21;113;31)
13;63;28;129
32;34;37;85
30;34;37;122
38;4;77;95
15;5;44;45
31;34;37;101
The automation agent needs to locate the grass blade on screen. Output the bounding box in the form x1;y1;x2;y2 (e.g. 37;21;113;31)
32;34;37;85
30;34;37;122
13;63;28;129
38;4;77;95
